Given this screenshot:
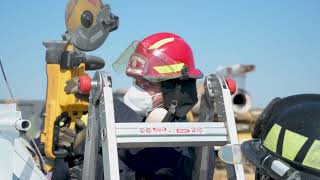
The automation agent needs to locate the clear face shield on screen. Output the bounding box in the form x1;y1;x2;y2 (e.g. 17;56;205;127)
218;143;247;165
112;41;186;82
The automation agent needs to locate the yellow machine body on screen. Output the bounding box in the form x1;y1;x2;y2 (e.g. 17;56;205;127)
41;44;89;164
40;0;117;172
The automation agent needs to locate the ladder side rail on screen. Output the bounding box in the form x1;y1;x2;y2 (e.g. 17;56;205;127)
193;89;218;180
221;83;245;180
99;73;120;180
82;72;121;180
82;98;100;180
210;74;245;180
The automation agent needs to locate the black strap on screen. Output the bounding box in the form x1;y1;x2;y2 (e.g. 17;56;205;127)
276;128;286;155
162;100;177;122
294;138;314;163
162;111;173;122
162;83;181;122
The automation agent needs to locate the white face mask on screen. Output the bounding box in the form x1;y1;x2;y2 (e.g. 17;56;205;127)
124;83;162;116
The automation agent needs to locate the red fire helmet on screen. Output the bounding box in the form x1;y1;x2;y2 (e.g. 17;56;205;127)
113;32;203;82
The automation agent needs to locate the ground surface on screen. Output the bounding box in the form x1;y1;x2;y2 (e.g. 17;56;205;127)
214;168;255;180
213;162;255;180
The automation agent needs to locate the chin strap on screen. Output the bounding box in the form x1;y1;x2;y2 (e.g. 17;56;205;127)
162;100;178;122
162;83;181;122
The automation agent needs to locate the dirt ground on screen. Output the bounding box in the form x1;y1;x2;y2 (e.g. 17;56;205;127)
213;162;255;180
213;168;255;180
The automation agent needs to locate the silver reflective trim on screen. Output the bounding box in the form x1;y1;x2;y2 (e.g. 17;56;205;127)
262;155;272;169
271;160;290;176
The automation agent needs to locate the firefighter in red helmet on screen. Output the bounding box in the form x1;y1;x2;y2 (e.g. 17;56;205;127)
124;32;203;81
113;32;211;180
58;32;208;179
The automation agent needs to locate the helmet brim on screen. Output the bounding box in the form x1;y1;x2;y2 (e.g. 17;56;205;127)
188;68;203;79
241;140;320;180
241;140;270;169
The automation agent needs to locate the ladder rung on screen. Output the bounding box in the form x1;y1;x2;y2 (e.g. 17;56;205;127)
114;123;229;148
116;122;226;129
116;128;227;137
115;122;226;136
117;136;228;148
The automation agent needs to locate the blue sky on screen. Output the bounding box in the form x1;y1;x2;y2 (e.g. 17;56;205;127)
0;0;319;107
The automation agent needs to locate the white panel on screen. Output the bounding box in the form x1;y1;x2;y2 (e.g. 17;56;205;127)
0;138;14;179
0;103;16;112
14;139;46;179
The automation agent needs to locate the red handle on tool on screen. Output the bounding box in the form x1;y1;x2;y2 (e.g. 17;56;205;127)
79;75;91;94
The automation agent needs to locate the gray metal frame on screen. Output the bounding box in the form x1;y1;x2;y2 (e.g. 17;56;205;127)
206;74;245;179
82;71;245;180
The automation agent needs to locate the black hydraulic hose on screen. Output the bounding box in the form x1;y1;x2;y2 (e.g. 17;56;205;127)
0;58;15;102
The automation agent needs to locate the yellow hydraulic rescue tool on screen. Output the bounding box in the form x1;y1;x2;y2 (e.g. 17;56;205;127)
40;0;118;171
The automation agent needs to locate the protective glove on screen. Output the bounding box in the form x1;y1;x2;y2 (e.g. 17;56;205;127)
57;118;86;150
73;117;87;155
73;129;86;155
65;77;89;101
69;164;83;180
64;77;80;94
58;127;76;148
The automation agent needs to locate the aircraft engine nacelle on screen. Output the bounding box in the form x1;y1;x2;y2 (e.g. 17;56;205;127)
232;88;252;114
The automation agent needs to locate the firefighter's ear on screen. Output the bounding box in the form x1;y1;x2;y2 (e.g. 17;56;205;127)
145;108;167;123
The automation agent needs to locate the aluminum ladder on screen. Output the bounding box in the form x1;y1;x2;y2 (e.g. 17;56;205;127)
82;71;245;180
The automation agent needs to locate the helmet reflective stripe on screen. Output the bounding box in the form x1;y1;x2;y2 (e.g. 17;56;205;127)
153;63;184;74
148;38;174;50
303;140;320;171
127;68;143;75
282;129;308;161
264;123;309;161
263;124;282;153
271;160;290;176
264;123;320;172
